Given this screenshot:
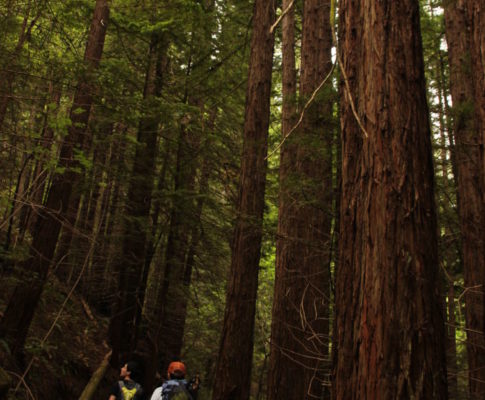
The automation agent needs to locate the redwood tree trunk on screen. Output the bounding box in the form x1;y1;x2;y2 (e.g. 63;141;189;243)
267;0;297;396
211;0;275;398
0;0;109;359
333;1;448;399
267;0;334;399
463;1;485;395
444;1;485;396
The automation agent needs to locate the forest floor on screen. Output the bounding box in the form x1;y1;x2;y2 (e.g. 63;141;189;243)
0;272;118;400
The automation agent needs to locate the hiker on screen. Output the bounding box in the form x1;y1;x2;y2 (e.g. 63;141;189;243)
109;361;144;400
149;361;199;400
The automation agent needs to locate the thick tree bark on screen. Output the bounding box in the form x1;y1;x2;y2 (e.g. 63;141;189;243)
211;1;275;399
333;1;448;399
108;33;167;366
0;0;109;359
444;1;485;396
267;0;334;399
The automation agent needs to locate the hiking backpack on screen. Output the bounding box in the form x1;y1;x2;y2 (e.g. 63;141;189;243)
161;380;193;400
118;380;141;400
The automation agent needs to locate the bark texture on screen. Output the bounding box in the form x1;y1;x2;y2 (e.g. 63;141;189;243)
267;0;334;399
267;0;298;397
0;0;109;358
211;0;275;398
333;1;448;399
445;1;485;396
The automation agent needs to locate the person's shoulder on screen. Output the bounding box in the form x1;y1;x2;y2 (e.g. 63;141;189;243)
149;386;163;400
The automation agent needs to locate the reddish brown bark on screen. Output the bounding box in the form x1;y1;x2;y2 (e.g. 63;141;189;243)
333;1;448;399
444;1;485;396
211;1;275;399
267;0;334;399
267;0;298;396
0;0;109;358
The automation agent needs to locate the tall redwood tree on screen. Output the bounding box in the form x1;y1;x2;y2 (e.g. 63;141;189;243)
267;0;334;398
211;0;275;398
445;0;485;396
333;1;448;398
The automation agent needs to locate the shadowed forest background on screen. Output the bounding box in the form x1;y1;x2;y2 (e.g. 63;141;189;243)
0;0;484;399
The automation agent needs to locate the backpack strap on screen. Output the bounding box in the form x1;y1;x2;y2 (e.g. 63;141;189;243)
118;380;140;399
118;381;125;399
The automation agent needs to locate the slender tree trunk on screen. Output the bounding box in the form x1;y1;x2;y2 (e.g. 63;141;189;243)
267;8;298;397
268;0;334;398
158;110;214;356
465;1;485;394
333;1;448;398
0;0;45;133
3;152;33;251
109;33;167;366
446;285;458;399
52;174;87;284
18;82;62;241
212;0;275;398
0;0;109;359
97;126;128;312
79;126;113;292
153;115;199;366
444;1;485;397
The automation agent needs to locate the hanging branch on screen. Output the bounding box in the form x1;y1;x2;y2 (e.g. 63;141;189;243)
270;0;295;34
330;0;368;139
267;0;368;160
266;61;336;160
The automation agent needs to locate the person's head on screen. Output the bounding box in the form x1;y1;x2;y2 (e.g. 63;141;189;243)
167;361;186;380
120;361;140;381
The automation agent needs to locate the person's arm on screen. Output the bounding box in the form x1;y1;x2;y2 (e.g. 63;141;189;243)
188;375;200;400
149;387;162;400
